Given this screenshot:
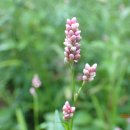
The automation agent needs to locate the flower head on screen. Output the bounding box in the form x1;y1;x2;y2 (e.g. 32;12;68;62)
32;74;41;88
29;87;35;95
62;101;75;120
64;17;81;63
82;63;97;82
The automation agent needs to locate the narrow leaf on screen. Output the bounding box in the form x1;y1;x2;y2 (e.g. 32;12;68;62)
54;110;64;130
16;109;28;130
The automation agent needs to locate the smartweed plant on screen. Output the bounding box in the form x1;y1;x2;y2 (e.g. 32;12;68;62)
30;74;42;130
60;17;97;130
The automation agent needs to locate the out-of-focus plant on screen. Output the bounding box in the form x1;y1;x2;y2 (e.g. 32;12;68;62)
29;74;42;130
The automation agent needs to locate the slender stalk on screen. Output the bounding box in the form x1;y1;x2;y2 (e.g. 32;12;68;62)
70;118;74;130
33;93;39;130
69;62;75;130
70;62;75;103
73;82;85;106
69;63;85;130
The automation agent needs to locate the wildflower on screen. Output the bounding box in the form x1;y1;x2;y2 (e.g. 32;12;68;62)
29;87;35;95
82;63;97;82
32;74;41;88
64;17;81;63
62;101;75;120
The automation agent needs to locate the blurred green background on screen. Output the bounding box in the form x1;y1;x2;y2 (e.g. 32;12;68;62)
0;0;130;130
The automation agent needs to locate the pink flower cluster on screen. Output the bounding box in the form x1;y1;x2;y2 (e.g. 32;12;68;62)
32;74;41;88
64;17;81;63
29;87;36;95
62;17;98;121
29;74;41;95
62;101;75;120
82;63;97;82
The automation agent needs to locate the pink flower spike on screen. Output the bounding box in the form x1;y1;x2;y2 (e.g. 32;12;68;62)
29;87;35;95
82;63;97;82
32;74;42;88
64;17;81;63
62;101;76;120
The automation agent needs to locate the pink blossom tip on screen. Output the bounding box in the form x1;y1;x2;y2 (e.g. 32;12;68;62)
32;74;42;88
29;87;35;95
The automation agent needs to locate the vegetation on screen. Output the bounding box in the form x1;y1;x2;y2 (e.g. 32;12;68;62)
0;0;130;130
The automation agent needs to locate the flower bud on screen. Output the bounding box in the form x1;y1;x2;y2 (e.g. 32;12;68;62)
62;101;75;120
32;74;41;88
82;63;97;82
29;87;35;95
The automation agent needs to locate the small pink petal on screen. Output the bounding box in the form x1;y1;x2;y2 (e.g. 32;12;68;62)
85;63;90;70
75;54;80;59
69;54;74;60
71;107;75;112
83;75;87;81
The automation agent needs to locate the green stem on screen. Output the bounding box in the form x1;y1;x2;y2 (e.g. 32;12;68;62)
74;82;85;105
66;121;70;130
69;62;75;130
69;63;85;130
70;118;73;130
33;93;39;130
69;82;85;130
70;62;75;103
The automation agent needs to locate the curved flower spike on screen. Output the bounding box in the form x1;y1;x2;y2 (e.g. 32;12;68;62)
82;63;97;82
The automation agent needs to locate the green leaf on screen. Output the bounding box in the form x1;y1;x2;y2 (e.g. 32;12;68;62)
0;42;16;51
54;110;64;130
74;111;92;125
16;109;28;130
91;95;104;120
0;59;22;68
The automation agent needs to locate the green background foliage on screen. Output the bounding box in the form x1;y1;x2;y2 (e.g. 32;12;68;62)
0;0;130;130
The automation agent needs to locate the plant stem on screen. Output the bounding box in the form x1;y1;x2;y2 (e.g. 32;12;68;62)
70;62;75;103
70;118;73;130
33;93;39;130
69;62;75;130
74;82;85;105
69;63;85;130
